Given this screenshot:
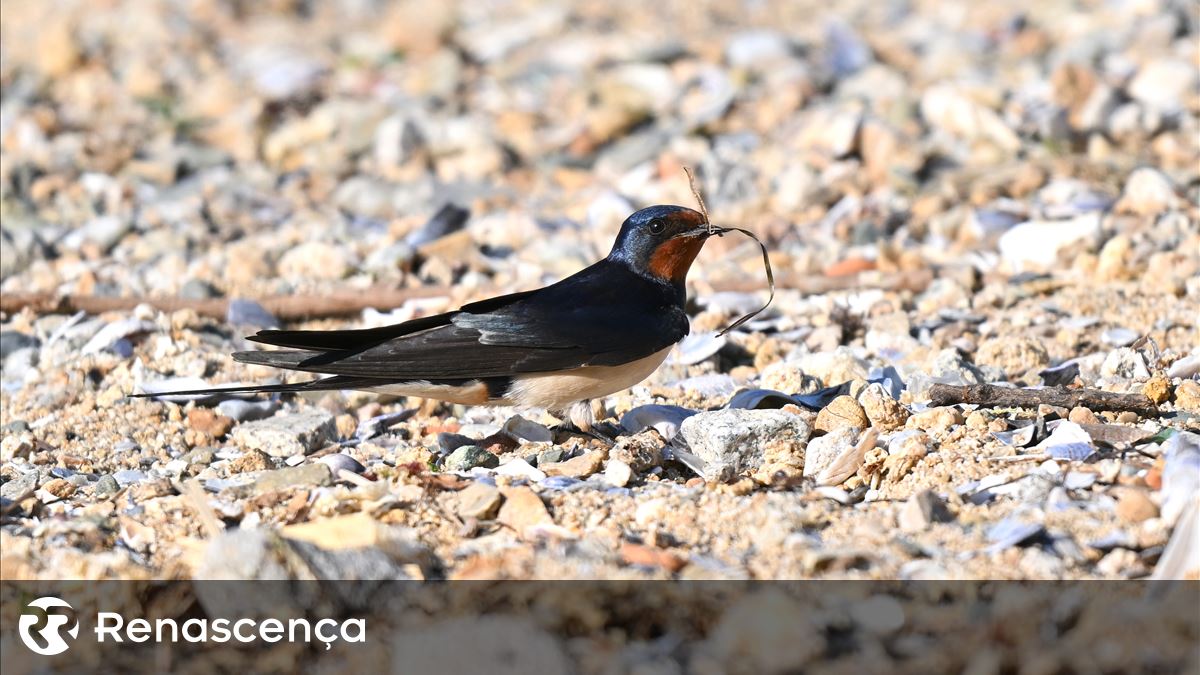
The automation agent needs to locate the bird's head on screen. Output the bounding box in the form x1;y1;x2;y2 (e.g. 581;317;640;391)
608;205;726;285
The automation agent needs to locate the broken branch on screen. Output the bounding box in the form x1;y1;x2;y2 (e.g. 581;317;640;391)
927;383;1160;417
0;286;452;321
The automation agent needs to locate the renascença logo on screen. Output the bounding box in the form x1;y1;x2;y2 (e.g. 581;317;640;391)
19;596;79;655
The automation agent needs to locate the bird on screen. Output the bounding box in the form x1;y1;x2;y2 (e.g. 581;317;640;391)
135;205;726;432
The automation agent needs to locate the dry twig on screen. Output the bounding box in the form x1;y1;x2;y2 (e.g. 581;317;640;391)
0;286;452;321
928;383;1160;417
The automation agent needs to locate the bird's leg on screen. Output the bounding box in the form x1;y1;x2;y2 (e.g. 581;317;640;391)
551;400;618;446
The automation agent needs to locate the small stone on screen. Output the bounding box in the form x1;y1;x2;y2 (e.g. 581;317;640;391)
35;18;80;77
127;478;174;502
998;213;1102;272
39;477;76;501
112;470;148;486
1142;375;1171;405
1064;471;1096;490
1097;548;1142;578
187;408;235;438
680;409;812;482
619;405;696;440
673;332;727;365
1068;407;1100;425
758;362;811;394
280;514;432;567
534;448;564;466
94;475;120;497
882;431;931;482
857;383;908;430
493;458;546;482
541;451;605;479
619;541;686;572
1167;353;1200;380
803;427;858;479
814;395;869;434
316;453;366;475
0;332;37;361
182;447;216;468
218;399;279;423
920;83;1019;151
725;30;791;68
502;415;553;443
610;431;664;471
1115;488;1159;523
1095;236;1132;281
437;433;477;454
796;347;869;386
898;490;952;533
1174;380;1200;413
443;445;500;472
911;407;962;433
1101;328;1139;347
278;239;352;278
927;349;987;386
251;463;332;493
1037;404;1070;419
965;411;990;430
1127;59;1197;113
1;472;38;500
497;486;553;540
229;449;274;474
976;337;1050;379
1101;348;1151;381
604;459;634;487
73;216;131;254
456;482;503;520
232;410;337;457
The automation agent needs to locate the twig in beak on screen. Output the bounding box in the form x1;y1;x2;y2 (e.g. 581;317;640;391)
683;166;713;235
682;167;774;335
713;227;775;336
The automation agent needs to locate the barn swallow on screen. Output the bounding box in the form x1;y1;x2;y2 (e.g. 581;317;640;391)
137;206;726;431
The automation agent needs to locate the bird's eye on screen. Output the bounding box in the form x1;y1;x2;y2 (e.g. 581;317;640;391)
648;218;666;234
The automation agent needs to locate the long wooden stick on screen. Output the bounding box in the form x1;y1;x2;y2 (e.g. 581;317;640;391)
0;286;452;321
928;383;1160;417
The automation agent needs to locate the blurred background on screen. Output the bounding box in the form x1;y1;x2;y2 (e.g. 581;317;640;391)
2;0;1200;596
2;0;1196;303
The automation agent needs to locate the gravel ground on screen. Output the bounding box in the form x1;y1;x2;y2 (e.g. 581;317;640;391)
2;0;1199;592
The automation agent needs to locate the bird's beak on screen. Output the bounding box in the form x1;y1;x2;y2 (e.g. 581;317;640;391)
676;225;730;239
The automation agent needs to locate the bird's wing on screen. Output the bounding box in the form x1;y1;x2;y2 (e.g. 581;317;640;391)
234;262;689;379
244;289;538;351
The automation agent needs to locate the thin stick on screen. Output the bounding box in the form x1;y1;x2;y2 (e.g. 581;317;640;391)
928;383;1160;417
714;227;775;336
0;286;452;321
682;166;713;234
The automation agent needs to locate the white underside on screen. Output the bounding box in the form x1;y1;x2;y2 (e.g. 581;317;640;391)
501;345;673;411
364;345;674;415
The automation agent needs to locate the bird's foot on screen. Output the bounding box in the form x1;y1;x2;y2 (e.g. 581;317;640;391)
552;420;620;447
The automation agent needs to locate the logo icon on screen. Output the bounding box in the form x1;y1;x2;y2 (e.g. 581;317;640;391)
18;596;79;655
